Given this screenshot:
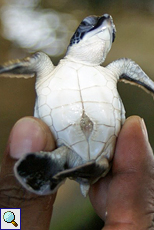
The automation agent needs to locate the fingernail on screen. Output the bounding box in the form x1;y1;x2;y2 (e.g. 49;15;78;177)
9;117;47;159
141;118;149;141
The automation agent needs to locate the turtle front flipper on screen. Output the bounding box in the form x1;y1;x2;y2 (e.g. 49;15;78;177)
106;58;154;98
0;52;54;79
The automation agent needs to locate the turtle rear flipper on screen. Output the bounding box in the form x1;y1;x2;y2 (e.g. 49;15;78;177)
0;52;54;79
14;146;87;195
14;153;67;195
14;146;70;195
14;145;109;196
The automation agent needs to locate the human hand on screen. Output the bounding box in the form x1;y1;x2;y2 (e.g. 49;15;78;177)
1;116;153;230
89;116;154;229
0;117;56;230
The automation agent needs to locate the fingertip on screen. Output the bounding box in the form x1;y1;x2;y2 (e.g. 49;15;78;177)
123;116;148;140
113;115;153;173
9;117;55;159
1;117;57;227
89;116;153;226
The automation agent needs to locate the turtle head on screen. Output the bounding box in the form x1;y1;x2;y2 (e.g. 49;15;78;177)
66;14;116;65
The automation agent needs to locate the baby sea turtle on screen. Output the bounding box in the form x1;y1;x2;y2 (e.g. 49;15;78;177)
0;14;154;196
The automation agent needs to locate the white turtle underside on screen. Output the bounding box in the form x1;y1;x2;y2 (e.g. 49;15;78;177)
34;59;125;164
1;13;154;197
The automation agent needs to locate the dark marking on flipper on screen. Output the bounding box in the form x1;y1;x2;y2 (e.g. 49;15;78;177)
15;153;67;194
15;151;108;195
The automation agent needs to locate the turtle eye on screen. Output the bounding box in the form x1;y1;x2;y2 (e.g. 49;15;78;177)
80;21;90;26
79;21;94;31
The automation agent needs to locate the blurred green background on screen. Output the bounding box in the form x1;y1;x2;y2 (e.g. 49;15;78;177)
0;0;154;229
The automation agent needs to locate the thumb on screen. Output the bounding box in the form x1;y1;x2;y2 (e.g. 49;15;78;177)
89;116;154;229
0;117;56;230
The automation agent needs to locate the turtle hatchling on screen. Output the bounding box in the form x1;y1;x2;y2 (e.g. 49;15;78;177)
0;14;154;197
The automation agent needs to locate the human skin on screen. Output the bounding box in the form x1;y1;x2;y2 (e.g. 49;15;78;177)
0;116;154;229
89;116;154;230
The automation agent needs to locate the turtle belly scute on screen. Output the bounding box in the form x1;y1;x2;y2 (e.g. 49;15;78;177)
35;63;89;161
35;63;123;162
78;65;123;161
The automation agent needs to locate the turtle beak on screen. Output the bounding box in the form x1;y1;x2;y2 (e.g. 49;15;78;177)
89;14;116;43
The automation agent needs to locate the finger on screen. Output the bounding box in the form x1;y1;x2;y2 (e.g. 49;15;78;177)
112;116;153;174
89;116;154;228
0;116;56;230
104;116;154;229
89;171;112;220
10;116;56;159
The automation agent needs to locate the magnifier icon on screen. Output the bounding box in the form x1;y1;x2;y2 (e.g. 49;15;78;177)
3;211;18;227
